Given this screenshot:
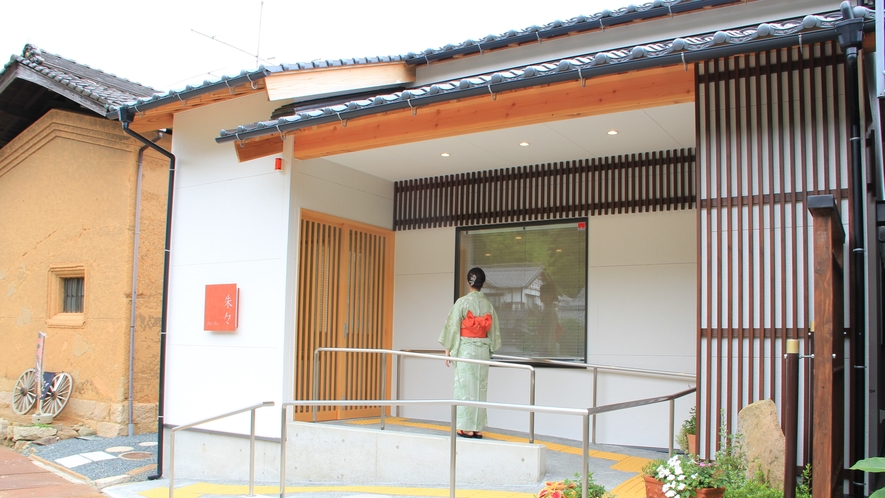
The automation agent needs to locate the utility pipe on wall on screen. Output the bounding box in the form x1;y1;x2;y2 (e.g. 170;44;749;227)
835;3;867;497
119;107;176;480
128;132;164;437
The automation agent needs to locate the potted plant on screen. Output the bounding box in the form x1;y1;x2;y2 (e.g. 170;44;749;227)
647;454;725;498
677;406;698;455
642;458;668;498
537;472;610;498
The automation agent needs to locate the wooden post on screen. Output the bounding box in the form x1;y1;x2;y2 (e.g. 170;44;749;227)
783;338;800;498
807;194;845;498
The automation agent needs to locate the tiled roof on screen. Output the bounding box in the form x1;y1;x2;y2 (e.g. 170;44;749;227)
483;265;546;290
402;0;745;65
2;44;157;111
218;7;872;144
115;55;407;116
118;0;741;114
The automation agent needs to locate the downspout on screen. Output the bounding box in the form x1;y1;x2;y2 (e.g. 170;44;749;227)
129;132;164;437
835;3;866;497
119;107;175;480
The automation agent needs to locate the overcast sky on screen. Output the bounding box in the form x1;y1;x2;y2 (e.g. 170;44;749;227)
1;0;615;92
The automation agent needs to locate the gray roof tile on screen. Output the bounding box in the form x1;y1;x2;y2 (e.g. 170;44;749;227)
219;7;869;143
1;44;157;111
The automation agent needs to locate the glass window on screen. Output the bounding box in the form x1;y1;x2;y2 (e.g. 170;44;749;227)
456;219;587;361
62;277;84;313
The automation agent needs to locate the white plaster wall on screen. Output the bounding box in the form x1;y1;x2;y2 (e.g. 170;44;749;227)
393;210;697;447
166;93;291;437
166;100;397;439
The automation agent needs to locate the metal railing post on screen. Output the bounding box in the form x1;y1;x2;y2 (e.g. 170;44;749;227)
312;350;319;422
529;369;535;443
395;354;402;417
668;399;675;456
280;405;288;498
166;402;273;498
169;430;176;498
248;407;257;496
449;404;457;498
591;366;598;444
381;353;387;430
583;413;589;498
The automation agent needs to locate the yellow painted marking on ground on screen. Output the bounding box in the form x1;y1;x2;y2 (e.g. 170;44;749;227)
610;475;648;498
137;482;536;498
346;418;629;463
610;456;652;473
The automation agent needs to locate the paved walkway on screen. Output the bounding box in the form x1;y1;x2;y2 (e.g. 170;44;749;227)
1;418;667;498
0;446;104;497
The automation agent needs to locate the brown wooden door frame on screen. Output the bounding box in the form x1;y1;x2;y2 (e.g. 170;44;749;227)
294;209;394;421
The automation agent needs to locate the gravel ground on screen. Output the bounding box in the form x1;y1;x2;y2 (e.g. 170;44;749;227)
30;432;159;482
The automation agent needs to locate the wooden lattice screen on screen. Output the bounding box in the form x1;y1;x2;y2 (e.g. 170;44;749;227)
393;149;695;230
696;40;850;459
295;211;395;421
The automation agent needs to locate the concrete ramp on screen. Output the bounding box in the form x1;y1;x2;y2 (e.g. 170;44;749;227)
285;421;546;485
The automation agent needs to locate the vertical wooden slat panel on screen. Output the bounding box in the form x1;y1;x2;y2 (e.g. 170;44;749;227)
724;55;735;431
703;57;715;456
697;42;847;461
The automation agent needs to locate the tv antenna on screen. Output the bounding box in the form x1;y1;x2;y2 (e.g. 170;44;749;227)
191;1;274;68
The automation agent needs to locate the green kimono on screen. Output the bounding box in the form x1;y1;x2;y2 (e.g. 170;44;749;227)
438;291;502;432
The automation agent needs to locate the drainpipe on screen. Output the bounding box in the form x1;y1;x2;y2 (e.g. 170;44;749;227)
129;132;164;437
835;3;866;497
119;107;175;480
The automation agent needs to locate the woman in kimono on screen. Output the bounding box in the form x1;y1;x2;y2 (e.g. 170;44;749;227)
439;267;501;438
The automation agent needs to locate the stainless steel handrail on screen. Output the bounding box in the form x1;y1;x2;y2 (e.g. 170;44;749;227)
168;401;274;498
491;353;695;445
312;347;537;441
279;386;695;498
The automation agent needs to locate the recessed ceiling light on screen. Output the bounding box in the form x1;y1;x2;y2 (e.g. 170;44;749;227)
607;130;619;135
519;142;530;147
440;152;450;157
485;253;491;257
556;249;562;252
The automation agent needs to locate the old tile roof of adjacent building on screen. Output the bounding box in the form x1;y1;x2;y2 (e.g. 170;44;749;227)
0;44;159;148
3;44;158;111
217;7;870;144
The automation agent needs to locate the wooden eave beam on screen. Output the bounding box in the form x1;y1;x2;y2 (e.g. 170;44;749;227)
128;81;266;133
233;64;693;162
264;62;416;101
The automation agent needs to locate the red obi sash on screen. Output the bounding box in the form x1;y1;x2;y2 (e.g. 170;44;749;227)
460;310;492;338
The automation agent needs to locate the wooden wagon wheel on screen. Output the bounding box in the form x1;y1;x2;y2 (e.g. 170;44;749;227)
39;372;73;417
12;369;37;415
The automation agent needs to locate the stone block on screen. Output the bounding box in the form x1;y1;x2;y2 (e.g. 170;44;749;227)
77;425;97;437
737;399;785;490
109;403;125;423
66;399;97;419
0;419;7;440
57;428;79;440
133;403;156;423
97;422;123;438
94;475;131;489
91;402;110;421
12;426;57;441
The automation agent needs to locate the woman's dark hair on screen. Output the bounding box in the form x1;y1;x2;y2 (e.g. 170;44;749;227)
467;267;486;290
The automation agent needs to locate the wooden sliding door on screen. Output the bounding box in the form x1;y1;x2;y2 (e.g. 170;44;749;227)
294;210;394;421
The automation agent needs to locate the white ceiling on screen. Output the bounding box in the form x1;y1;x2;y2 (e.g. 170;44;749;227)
323;102;696;182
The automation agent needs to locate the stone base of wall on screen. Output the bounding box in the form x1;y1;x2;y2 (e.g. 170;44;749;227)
0;391;156;438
